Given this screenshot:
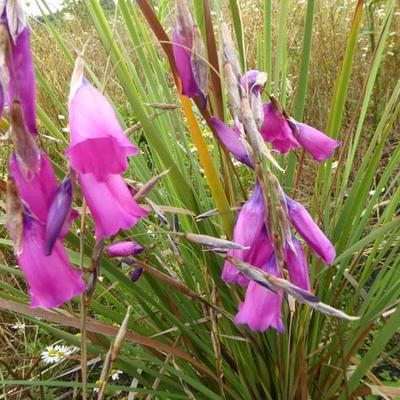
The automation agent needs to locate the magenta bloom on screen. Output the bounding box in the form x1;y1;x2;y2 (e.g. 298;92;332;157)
17;214;85;308
285;195;336;264
289;120;340;162
79;173;148;239
209;117;254;168
107;241;144;257
9;151;57;223
222;184;268;285
261;102;300;153
7;27;37;135
66;79;138;181
285;235;311;291
235;254;284;332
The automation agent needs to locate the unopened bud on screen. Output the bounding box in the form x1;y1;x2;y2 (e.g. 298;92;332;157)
191;26;208;105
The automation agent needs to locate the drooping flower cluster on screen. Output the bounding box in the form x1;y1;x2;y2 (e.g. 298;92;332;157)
172;10;339;332
4;3;147;309
3;1;85;308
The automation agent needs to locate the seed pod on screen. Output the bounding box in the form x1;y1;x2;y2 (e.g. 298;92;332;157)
6;178;23;255
133;169;170;202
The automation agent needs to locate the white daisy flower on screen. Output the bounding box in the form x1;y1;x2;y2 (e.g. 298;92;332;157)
110;369;123;381
41;345;61;364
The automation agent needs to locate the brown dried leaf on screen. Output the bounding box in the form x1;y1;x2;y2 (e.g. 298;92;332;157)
6;178;23;255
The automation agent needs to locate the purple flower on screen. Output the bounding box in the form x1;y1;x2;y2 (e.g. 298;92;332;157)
261;102;300;153
17;214;85;308
209;117;254;168
285;235;311;291
222;184;268;285
289;120;340;162
285;195;336;264
45;177;74;256
9;151;57;223
107;241;144;257
235;254;284;332
79;173;148;240
66;75;138;181
172;0;207;107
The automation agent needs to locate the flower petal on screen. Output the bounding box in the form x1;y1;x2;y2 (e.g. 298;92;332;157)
79;172;148;240
67;80;138;180
285;195;336;264
222;184;265;285
209;117;254;168
7;27;37;135
285;235;311;291
294;122;340;162
261;102;300;153
18;215;85;309
235;255;284;332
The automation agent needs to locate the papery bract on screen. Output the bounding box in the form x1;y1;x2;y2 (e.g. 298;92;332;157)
235;254;285;332
285;235;311;291
107;241;144;257
79;172;148;240
261;102;300;153
289;121;340;162
285;195;336;264
210;117;254;168
17;214;85;308
66;79;138;180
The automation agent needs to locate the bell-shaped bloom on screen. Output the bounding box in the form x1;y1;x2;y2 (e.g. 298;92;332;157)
79;172;148;240
261;102;300;153
7;27;37;135
222;184;267;285
66;77;138;181
17;214;85;308
172;0;207;107
107;241;144;257
235;254;285;332
289;120;340;162
45;177;74;255
285;195;336;264
285;235;311;291
209;117;254;168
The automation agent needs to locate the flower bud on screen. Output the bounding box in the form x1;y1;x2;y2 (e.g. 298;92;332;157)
45;176;73;255
130;267;143;283
106;241;144;258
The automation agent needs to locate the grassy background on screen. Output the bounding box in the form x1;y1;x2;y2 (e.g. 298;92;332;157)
0;0;399;398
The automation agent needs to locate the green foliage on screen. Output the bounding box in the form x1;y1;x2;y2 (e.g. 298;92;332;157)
0;0;399;398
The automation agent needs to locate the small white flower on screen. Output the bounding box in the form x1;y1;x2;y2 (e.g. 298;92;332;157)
41;346;61;364
57;115;65;120
61;127;70;133
331;161;338;170
11;320;26;331
41;344;76;365
110;369;123;381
